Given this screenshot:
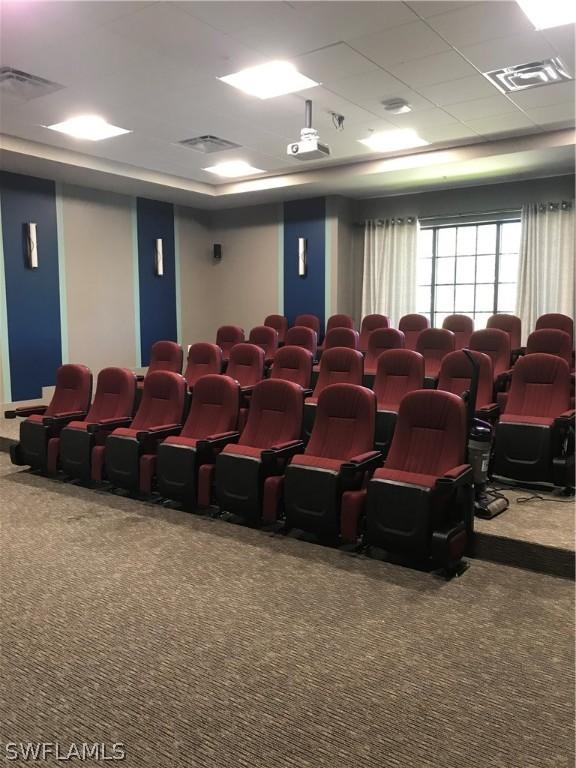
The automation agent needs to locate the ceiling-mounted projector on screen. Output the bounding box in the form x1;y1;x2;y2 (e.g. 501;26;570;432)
287;99;330;160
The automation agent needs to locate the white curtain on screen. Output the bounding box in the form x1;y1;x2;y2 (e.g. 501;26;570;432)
361;217;418;326
516;201;575;341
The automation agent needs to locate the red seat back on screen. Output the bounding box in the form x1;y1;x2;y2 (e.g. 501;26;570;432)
386;390;467;477
442;314;474;350
226;343;265;388
85;367;135;423
295;314;321;335
181;374;239;439
365;328;405;372
270;346;313;389
239;379;303;449
399;314;429;350
526;329;572;368
249;325;279;361
264;314;288;344
323;327;359;351
147;340;183;374
437;350;494;409
45;364;93;417
416;328;455;378
216;325;245;361
326;313;354;332
504;354;570;418
312;348;363;399
535;313;573;347
306;384;375;460
285;326;318;357
373;349;424;411
183;343;222;388
469;329;511;377
359;314;389;351
131;371;186;430
487;314;521;351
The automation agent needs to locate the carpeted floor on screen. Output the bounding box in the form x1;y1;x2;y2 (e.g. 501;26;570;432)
1;453;574;768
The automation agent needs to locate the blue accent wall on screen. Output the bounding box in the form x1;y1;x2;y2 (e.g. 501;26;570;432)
136;197;177;366
0;172;62;400
283;198;326;334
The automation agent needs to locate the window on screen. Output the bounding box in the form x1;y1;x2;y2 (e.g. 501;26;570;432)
417;220;521;329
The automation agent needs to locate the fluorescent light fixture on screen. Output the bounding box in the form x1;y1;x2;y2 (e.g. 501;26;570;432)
219;61;319;99
516;0;576;29
47;115;130;141
359;129;429;153
203;160;264;178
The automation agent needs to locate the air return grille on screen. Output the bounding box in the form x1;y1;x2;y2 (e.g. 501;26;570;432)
177;135;241;153
0;67;64;101
483;57;572;94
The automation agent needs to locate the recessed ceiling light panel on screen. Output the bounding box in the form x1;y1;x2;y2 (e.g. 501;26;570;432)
484;57;572;93
47;115;131;141
359;129;429;153
516;0;576;30
219;61;319;99
178;135;241;153
203;160;264;178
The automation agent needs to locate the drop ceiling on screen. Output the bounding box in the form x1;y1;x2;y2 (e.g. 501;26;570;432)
0;0;574;207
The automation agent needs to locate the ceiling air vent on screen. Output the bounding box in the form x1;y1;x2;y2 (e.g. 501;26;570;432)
484;57;572;94
177;135;241;153
0;67;64;101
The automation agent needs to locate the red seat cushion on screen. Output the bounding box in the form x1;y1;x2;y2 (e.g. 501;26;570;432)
222;444;263;460
111;427;139;439
290;454;346;473
373;467;437;488
162;435;199;448
500;414;556;426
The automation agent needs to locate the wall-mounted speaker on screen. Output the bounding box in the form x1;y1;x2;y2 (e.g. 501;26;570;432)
25;222;38;269
154;238;164;276
213;243;222;261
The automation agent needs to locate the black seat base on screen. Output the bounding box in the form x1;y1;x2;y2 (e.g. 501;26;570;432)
59;428;94;481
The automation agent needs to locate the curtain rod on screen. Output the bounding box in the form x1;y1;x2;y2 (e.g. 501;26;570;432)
419;208;521;222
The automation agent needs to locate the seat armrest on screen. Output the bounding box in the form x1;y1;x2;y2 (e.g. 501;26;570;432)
302;388;314;397
341;450;382;476
240;385;256;395
495;369;513;390
86;417;132;434
261;440;305;469
555;409;575;427
436;464;473;488
511;347;525;364
135;424;181;440
477;403;499;420
4;405;47;419
43;411;88;426
195;431;240;454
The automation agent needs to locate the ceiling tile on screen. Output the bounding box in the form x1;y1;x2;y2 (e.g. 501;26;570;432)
444;94;521;121
348;21;450;67
176;1;297;34
542;25;576;72
406;2;481;18
294;44;378;84
425;75;501;105
324;68;407;101
508;80;576;109
463;111;539;136
386;107;459;130
417;122;481;144
524;103;576;127
386;51;478;88
294;89;381;128
424;2;534;48
458;31;557;72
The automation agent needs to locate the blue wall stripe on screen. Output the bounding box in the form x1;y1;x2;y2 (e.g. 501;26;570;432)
0;197;11;403
174;208;182;346
283;197;326;334
0;172;62;401
55;182;69;364
136;197;177;366
277;203;284;314
130;198;141;368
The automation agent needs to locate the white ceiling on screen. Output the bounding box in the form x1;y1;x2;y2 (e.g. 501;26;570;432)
0;0;574;203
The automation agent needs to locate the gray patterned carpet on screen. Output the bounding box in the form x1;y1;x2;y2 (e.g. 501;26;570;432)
1;454;574;768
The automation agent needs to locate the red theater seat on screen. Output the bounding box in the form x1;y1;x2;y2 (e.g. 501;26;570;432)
225;343;265;392
249;325;279;364
155;375;240;505
216;325;245;363
264;314;288;344
372;349;424;455
363;390;473;568
321;327;359;353
416;328;455;385
284;326;318;358
137;340;183;388
493;354;573;488
359;314;389;352
399;314;429;351
437;350;498;421
526;329;572;368
57;367;136;481
104;371;186;493
270;346;313;390
183;343;222;390
442;315;474;350
8;364;93;472
283;384;380;540
469;328;511;384
318;314;355;354
294;314;321;336
304;348;364;435
213;379;304;523
487;314;522;357
535;313;573;347
364;328;405;378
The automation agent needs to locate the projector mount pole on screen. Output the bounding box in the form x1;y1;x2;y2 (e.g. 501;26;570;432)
305;99;312;129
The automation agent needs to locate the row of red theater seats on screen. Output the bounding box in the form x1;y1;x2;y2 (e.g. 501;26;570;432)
8;342;574;569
